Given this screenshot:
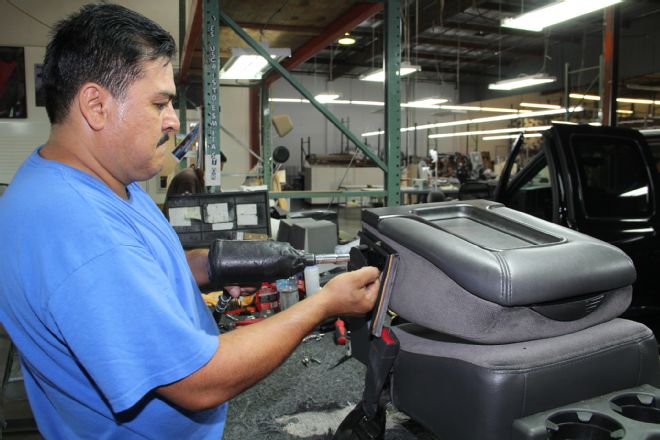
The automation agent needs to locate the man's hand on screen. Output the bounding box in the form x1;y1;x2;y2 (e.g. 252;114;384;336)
185;249;210;286
313;266;380;318
225;285;257;298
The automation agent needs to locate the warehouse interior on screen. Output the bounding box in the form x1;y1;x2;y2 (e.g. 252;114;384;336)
2;0;660;438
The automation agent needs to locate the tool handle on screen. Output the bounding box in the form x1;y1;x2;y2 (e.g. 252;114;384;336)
214;291;233;314
334;318;347;345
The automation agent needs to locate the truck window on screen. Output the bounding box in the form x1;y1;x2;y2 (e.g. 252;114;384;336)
645;137;660;174
572;135;651;218
507;163;553;222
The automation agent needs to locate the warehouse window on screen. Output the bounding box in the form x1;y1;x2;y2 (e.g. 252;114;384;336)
572;135;651;218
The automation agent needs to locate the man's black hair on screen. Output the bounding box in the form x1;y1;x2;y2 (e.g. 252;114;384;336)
42;3;176;124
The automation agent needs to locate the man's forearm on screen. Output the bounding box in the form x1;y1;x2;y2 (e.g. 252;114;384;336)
156;266;380;412
185;249;210;286
157;291;330;411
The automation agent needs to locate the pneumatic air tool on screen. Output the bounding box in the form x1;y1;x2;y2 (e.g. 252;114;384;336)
207;239;349;312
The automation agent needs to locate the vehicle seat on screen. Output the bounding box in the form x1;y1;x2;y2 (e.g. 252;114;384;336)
343;200;659;440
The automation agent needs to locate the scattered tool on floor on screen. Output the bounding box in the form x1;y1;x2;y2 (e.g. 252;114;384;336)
334;318;347;345
330;340;352;370
302;333;325;343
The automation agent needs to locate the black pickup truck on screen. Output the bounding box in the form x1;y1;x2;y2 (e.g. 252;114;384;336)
494;124;660;329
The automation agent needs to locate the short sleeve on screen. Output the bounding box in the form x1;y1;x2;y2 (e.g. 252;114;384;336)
47;244;218;413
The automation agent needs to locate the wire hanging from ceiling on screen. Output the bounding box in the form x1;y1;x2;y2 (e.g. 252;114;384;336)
537;30;552;74
261;0;291;36
498;0;502;80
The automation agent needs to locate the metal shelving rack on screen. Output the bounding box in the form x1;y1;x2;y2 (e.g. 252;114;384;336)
186;0;402;206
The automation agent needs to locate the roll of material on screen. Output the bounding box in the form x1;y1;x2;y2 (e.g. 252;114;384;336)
304;266;321;296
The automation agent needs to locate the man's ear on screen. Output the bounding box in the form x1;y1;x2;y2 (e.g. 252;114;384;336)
78;83;109;131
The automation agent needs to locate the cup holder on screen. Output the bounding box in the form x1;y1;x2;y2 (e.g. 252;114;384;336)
611;393;660;424
545;411;624;440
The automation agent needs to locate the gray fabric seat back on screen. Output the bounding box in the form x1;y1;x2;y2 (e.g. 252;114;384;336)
362;200;636;343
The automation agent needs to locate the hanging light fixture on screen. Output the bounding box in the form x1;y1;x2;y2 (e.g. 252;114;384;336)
314;92;341;103
337;32;356;46
401;98;449;108
359;61;421;82
219;44;291;80
488;73;556;91
502;0;623;32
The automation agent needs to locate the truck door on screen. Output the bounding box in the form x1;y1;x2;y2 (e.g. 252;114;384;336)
550;125;656;246
553;125;660;313
494;133;564;224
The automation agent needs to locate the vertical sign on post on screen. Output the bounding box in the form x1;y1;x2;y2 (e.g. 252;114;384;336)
203;0;221;188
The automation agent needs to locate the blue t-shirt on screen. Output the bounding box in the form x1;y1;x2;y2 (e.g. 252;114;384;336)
0;148;226;439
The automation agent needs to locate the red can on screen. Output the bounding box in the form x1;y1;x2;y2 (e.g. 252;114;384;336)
255;283;279;312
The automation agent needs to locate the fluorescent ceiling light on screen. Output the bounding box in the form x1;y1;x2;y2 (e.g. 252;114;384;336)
483;133;544;141
361;106;583;137
337;33;356;46
314;93;341;103
351;100;385;106
219;45;290;80
439;105;520;113
402;98;449;108
359;62;421;82
569;93;601;101
616;109;634;115
268;97;447;110
502;0;623;32
489;74;556;91
270;98;309;103
551;120;578;125
428;125;551;140
570;94;659;105
617;97;654;105
520;102;562;109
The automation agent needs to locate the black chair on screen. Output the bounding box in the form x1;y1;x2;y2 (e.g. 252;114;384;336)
457;181;491;200
426;190;446;203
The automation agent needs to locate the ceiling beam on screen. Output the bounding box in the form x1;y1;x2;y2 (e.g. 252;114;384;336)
178;0;202;83
263;2;383;87
440;21;580;44
333;0;510;79
414;36;542;56
471;1;524;14
233;22;320;36
299;57;499;78
410;51;503;65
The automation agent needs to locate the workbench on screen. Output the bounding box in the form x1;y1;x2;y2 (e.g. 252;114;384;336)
303;165;383;204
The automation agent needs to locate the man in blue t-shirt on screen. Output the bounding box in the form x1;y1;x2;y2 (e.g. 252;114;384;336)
0;4;380;439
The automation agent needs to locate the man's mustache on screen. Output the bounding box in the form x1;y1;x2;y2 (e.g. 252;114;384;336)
157;133;169;147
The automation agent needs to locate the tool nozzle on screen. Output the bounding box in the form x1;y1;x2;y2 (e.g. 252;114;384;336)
303;253;350;265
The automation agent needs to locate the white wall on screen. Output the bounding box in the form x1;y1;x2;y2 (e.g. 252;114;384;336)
269;74;459;171
217;86;251;190
0;2;251;203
